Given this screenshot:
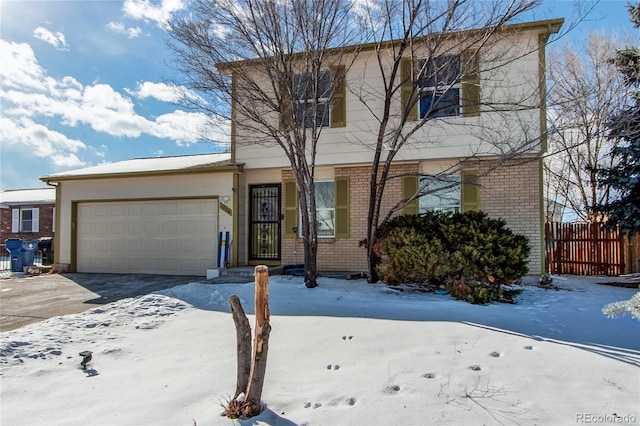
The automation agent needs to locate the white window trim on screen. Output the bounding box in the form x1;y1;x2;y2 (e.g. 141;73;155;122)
11;207;39;233
295;69;331;128
419;175;461;214
418;54;461;119
298;180;336;238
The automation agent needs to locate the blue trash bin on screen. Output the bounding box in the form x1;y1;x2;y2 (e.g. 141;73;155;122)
21;240;39;268
5;238;24;272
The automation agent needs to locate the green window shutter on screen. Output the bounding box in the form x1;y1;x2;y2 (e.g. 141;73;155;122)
461;171;479;212
402;175;419;215
461;49;480;117
401;58;418;122
284;180;298;238
330;65;346;128
334;177;350;238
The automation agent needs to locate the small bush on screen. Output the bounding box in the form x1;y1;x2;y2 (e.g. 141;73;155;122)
374;211;530;304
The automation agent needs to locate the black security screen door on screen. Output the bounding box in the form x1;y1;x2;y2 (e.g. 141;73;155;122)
249;184;281;261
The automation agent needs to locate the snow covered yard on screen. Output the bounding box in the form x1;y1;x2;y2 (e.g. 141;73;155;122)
1;274;638;426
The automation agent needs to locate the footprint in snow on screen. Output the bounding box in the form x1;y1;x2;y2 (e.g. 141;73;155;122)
384;385;401;393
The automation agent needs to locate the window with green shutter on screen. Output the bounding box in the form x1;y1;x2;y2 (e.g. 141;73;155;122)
411;50;480;119
289;179;350;239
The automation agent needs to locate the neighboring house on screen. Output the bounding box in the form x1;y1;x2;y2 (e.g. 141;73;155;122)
42;18;562;277
0;188;56;243
40;154;241;275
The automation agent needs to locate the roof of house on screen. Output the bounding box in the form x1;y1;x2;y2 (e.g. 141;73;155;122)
0;188;56;205
40;153;239;182
218;17;564;71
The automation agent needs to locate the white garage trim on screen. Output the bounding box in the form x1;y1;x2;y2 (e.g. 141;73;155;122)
75;199;218;275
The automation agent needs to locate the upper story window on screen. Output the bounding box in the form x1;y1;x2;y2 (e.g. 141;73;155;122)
419;175;461;213
418;54;461;118
12;207;40;232
294;70;331;128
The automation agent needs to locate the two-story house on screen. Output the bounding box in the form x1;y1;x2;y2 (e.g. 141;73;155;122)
42;18;562;277
232;18;563;275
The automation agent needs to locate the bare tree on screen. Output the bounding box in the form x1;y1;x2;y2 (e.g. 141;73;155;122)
545;31;629;222
168;0;362;288
350;0;563;282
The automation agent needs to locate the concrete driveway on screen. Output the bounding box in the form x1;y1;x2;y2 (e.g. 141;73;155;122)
0;273;204;332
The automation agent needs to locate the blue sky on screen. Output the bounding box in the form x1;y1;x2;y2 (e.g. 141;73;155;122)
0;0;637;190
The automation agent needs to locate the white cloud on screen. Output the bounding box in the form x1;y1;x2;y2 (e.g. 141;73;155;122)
151;110;230;146
106;22;143;39
33;27;69;51
0;40;224;154
125;81;205;104
0;116;86;167
0;41;48;92
122;0;185;29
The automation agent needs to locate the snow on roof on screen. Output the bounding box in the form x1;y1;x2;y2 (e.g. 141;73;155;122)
43;153;233;179
0;188;56;205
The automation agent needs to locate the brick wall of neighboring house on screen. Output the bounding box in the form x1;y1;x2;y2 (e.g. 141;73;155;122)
0;204;56;243
477;159;543;274
281;163;420;272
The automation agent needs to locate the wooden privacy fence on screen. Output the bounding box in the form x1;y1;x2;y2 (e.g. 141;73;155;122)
545;222;640;276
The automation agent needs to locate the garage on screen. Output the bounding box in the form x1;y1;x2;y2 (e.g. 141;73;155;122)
76;199;218;275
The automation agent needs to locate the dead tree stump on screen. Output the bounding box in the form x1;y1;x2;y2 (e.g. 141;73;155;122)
229;295;251;399
225;265;272;419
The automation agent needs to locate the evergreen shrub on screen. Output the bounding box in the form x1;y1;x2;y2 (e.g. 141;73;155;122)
374;211;530;304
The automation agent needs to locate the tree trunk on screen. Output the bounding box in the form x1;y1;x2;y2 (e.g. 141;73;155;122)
244;265;271;416
229;295;251;400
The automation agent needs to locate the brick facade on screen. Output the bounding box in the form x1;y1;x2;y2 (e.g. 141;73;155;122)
477;159;543;274
279;159;542;274
0;204;55;243
281;163;420;272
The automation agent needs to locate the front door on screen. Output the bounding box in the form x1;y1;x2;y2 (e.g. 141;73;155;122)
249;184;281;261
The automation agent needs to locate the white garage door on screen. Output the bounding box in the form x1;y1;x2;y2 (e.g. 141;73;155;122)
77;199;218;275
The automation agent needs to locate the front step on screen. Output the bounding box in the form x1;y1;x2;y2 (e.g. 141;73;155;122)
220;265;284;277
